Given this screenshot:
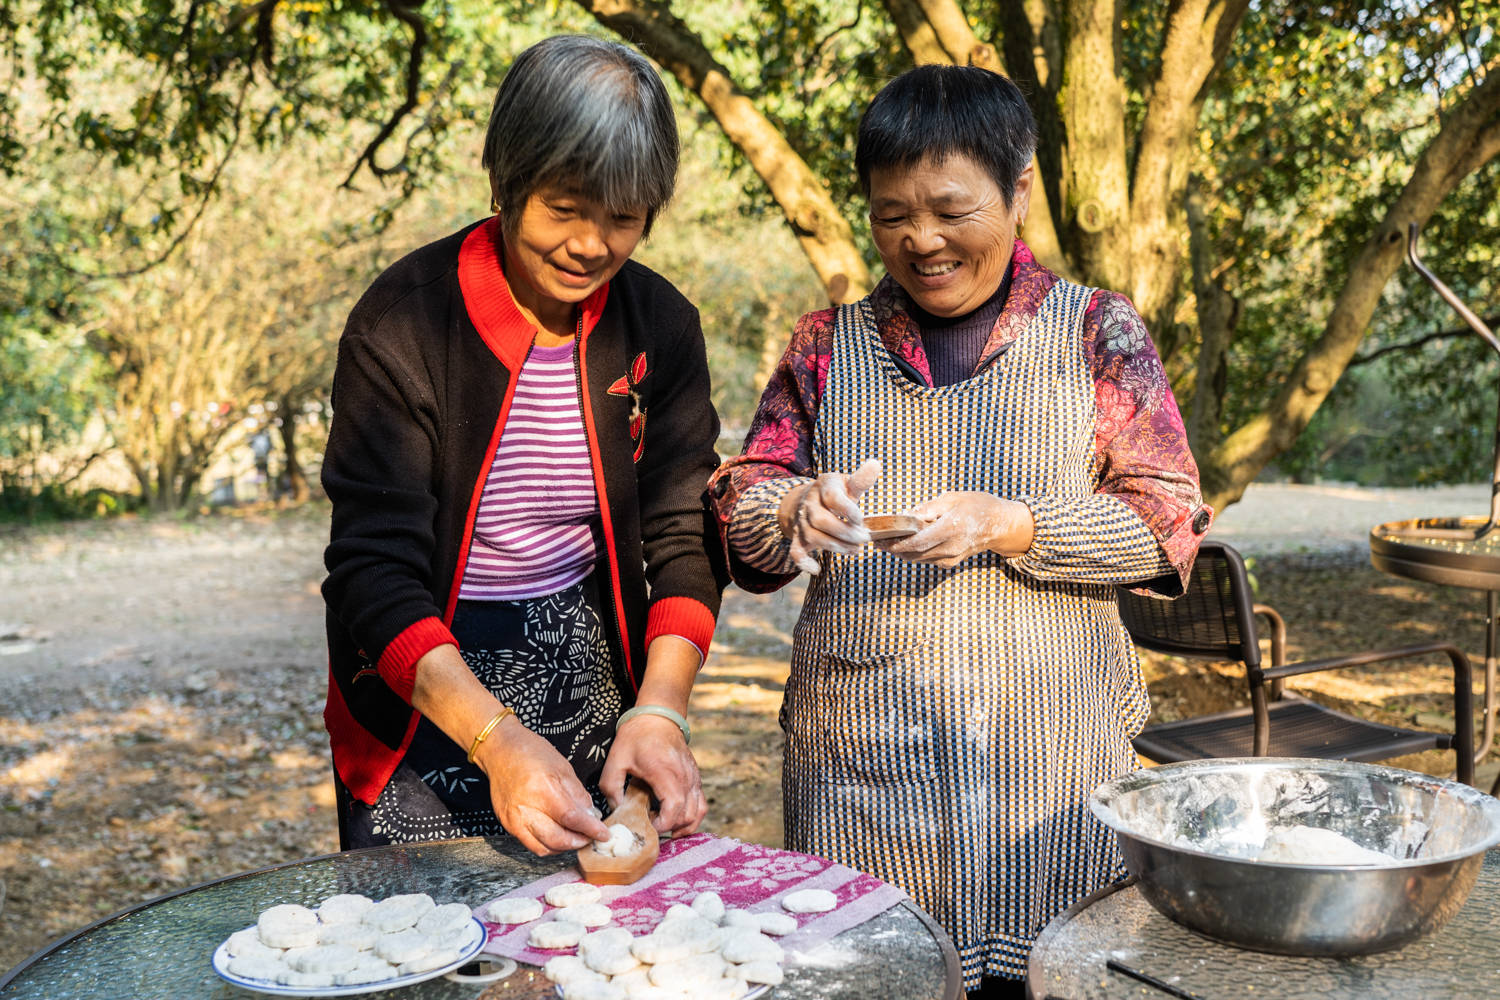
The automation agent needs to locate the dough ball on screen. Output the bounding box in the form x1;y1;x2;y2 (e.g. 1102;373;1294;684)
630;932;691;965
592;823;641;858
720;930;783;965
721;909;758;929
545;881;604;908
374;928;436;965
557;901;613;928
690;891;726;925
365;893;436;933
740;959;784;985
485;896;545;924
226;953;286;982
648;951;727;989
530;919;587;950
225;927;281;960
755;911;798;936
780;888;837;914
663;903;697;922
398;947;461;975
317;921;378;950
287;943;361;975
257;904;319;949
545;954;607;985
316;893;374;925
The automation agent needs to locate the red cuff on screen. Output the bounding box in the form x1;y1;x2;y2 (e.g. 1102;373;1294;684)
645;597;717;662
376;617;456;702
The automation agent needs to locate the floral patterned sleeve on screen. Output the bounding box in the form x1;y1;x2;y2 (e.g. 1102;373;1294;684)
707;308;838;593
1007;290;1212;595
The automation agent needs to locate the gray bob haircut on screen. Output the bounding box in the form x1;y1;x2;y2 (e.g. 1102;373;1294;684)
482;35;678;234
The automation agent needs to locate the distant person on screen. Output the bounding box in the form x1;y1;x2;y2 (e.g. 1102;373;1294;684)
321;36;727;855
250;429;272;501
709;65;1212;998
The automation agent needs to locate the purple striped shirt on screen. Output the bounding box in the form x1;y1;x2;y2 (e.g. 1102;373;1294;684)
459;342;599;601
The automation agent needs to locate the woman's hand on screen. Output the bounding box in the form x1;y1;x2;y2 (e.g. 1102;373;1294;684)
779;457;883;574
473;720;611;855
601;714;706;837
876;491;1034;567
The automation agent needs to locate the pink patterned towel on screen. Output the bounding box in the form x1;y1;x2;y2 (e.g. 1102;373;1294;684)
476;832;907;966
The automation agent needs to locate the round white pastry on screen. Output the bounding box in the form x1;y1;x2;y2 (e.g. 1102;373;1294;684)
318;920;379;950
720;930;784;965
557;901;613;928
701;974;752;1000
364;893;436;933
485;896;545;924
619;986;682;1000
610;966;654;992
654;914;719;950
578;926;634;955
257;904;320;949
398;947;461;975
560;981;626;1000
288;943;361;975
545;954;607;985
690;891;726;925
648;951;727;989
278;968;337;988
721;908;758;929
529;918;587;949
739;960;785;985
317;893;374;925
755;911;799;936
226;953;287;982
629;932;692;964
577;928;638;976
545;881;604;908
416;901;472;936
337;959;397;986
374;928;435;965
225;927;282;960
780;888;837;914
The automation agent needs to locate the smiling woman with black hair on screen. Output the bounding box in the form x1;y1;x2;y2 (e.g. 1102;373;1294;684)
321;35;726;858
711;64;1213;998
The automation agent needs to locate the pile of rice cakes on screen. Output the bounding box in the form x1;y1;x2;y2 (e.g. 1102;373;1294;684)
218;891;476;989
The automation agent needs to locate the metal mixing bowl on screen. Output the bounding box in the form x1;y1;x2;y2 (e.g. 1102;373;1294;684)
1090;757;1500;956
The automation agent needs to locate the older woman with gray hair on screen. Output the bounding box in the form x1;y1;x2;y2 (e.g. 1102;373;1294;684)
322;35;727;855
711;65;1210;997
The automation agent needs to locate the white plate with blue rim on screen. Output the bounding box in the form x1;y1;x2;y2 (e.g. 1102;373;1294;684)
211;916;512;996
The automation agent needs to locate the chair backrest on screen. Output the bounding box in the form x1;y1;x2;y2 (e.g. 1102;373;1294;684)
1116;540;1261;667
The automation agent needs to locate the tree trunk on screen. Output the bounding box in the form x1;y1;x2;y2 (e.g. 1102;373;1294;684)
1184;176;1237;459
576;0;872;304
278;401;309;503
1200;71;1500;511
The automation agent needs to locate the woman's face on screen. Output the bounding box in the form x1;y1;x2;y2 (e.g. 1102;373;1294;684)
504;184;647;325
868;154;1031;318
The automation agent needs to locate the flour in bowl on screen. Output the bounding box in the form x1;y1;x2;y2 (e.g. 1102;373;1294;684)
1256;825;1396;865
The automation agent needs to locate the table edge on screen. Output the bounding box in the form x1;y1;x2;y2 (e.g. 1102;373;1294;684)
1025;876;1135;999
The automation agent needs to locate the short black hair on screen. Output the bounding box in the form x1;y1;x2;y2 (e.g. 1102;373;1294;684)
855;65;1037;206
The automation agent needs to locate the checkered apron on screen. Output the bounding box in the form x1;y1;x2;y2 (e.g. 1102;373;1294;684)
782;280;1142;986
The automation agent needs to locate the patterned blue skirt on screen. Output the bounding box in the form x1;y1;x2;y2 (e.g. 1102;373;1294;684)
336;572;623;848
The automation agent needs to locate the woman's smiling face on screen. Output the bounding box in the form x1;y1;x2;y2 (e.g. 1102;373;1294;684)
868;153;1031;318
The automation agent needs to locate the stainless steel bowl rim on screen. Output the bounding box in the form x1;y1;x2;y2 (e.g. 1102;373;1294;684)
1091;757;1500;868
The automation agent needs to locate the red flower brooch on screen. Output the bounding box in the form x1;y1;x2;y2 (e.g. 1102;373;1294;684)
607;352;649;461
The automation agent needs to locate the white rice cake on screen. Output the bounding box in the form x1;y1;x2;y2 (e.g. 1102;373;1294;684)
485;896;545;924
781;888;837;914
546;881;604;908
257;904;319;949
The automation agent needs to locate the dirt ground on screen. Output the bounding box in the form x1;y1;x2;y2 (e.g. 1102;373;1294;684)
1;496;1495;975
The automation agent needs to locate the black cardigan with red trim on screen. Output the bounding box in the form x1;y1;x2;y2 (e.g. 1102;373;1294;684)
321;217;729;804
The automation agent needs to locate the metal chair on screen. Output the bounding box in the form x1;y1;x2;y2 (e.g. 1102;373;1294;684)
1120;540;1477;786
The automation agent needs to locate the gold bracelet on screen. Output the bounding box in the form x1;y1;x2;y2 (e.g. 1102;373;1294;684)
467;706;514;764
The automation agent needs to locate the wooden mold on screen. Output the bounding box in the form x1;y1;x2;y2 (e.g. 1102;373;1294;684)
865;513;927;540
576;782;660;886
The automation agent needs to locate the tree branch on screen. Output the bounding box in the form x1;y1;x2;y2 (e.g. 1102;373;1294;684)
1350;321;1500;366
340;0;426;188
1203;65;1500;509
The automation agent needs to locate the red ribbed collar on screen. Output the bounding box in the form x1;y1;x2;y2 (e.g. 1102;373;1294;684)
456;215;609;370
